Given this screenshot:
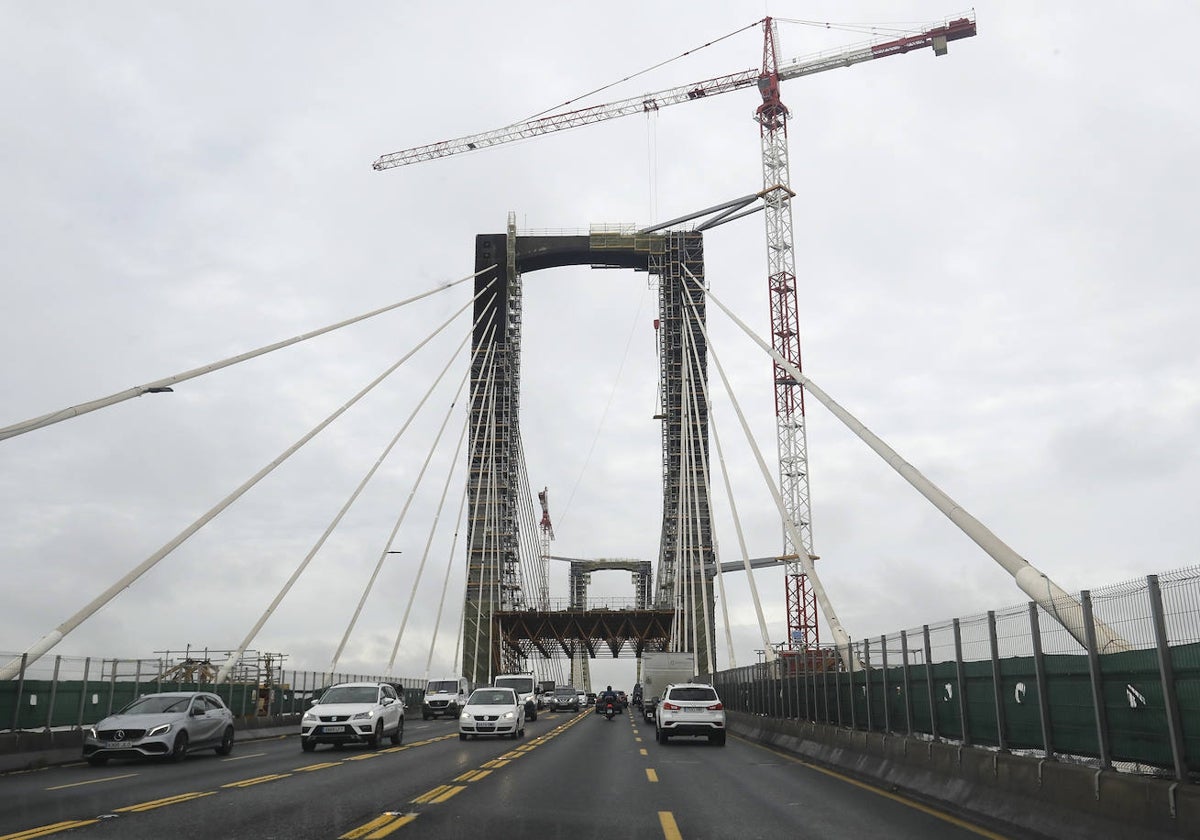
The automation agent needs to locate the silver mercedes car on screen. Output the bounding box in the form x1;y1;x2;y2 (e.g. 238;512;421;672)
83;691;236;765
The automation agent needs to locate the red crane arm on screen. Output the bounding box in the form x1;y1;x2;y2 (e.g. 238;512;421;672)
372;15;976;171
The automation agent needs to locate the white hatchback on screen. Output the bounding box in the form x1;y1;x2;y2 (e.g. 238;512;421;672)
459;687;525;740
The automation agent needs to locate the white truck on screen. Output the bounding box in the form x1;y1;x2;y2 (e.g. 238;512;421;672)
493;672;539;721
641;651;697;715
422;676;470;720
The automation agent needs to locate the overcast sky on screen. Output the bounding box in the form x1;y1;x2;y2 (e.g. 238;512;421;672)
3;2;1197;691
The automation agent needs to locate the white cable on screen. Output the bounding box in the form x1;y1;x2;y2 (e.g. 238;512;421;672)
221;311;478;683
333;316;495;674
426;458;471;680
1;286;487;682
0;267;493;443
387;393;473;673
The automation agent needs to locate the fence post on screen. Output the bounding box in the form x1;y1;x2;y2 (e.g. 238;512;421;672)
924;625;938;740
1080;590;1112;769
862;638;873;731
832;655;842;727
1147;575;1187;781
46;656;62;733
900;630;914;736
953;619;970;746
12;653;28;732
1028;603;1053;758
880;634;891;733
988;611;1007;751
106;660;118;716
77;657;91;730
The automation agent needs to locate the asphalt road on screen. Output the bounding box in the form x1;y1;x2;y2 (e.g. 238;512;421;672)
0;709;1012;839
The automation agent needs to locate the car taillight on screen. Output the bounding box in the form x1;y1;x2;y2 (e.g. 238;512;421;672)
707;702;724;711
661;701;681;711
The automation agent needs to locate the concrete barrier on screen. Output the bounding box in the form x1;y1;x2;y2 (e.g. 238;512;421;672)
726;711;1198;839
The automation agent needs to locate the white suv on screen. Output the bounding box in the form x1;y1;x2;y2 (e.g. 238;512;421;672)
654;682;726;746
301;682;405;751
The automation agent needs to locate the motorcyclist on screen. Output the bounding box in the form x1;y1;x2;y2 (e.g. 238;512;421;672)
598;685;619;714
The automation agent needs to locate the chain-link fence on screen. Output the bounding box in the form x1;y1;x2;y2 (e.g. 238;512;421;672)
712;567;1200;782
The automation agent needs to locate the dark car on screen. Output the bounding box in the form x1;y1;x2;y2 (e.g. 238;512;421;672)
550;686;580;712
616;690;628;710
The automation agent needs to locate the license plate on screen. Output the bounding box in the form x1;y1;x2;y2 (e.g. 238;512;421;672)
109;741;132;749
322;725;346;733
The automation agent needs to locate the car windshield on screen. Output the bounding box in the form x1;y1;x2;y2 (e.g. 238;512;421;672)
554;688;575;697
319;686;379;704
494;677;533;693
120;695;192;715
669;687;718;702
470;689;514;705
427;681;458;693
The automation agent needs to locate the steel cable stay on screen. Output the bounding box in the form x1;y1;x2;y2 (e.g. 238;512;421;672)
679;269;855;669
216;306;489;683
466;349;500;685
681;293;718;674
0;266;493;442
327;315;497;675
691;271;1134;656
680;314;701;667
425;460;472;681
386;371;476;674
0;282;493;682
680;280;775;670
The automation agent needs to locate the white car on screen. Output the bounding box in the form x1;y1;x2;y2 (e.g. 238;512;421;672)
459;687;525;740
654;682;726;746
301;682;405;751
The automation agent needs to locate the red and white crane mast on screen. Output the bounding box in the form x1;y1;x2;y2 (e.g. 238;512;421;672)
755;18;817;653
537;487;554;610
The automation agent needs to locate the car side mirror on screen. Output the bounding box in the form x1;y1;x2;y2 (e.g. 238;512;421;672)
381;697;393;706
191;707;205;716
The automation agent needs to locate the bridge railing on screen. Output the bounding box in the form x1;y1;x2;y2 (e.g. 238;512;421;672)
0;654;423;733
712;566;1200;781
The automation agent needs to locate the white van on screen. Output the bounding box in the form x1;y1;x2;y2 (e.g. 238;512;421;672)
422;677;470;720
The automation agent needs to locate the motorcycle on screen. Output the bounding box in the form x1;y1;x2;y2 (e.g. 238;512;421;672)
604;700;616;721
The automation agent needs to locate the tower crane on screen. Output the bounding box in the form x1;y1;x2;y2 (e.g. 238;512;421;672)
375;14;978;660
537;487;554;611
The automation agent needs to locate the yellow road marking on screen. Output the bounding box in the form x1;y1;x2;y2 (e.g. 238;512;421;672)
0;820;102;840
412;784;452;804
639;748;648;756
635;737;643;742
741;737;1012;840
430;785;465;804
482;759;509;768
46;772;138;790
115;791;216;811
659;811;682;840
295;761;342;772
338;812;417;839
347;752;381;761
646;768;659;782
220;773;291;788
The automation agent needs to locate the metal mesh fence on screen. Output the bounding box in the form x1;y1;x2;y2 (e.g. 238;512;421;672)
711;565;1200;782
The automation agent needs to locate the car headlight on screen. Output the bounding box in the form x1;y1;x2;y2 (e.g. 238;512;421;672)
502;711;515;720
351;710;375;720
303;711;317;722
147;724;171;737
460;711;471;720
87;726;97;739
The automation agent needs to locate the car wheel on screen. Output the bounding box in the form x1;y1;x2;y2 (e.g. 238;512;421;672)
301;739;316;752
170;731;189;762
86;754;108;767
528;707;537;722
390;719;403;745
215;726;234;756
422;713;431;720
656;728;668;745
710;732;726;746
459;733;466;740
368;721;383;749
